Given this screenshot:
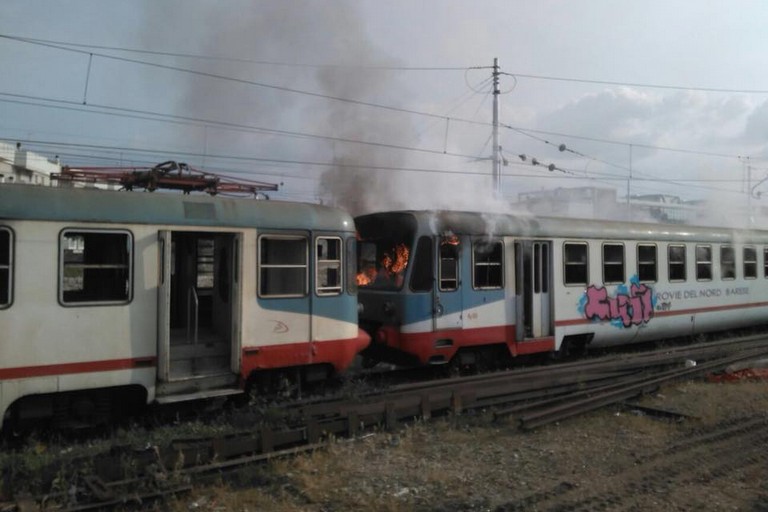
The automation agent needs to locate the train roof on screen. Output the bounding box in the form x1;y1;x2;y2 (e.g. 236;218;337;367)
356;210;768;244
0;184;354;232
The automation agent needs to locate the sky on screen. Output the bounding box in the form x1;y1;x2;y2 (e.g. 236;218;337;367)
2;1;768;218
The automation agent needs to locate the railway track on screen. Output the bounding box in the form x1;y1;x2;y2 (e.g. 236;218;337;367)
497;414;768;511
3;333;768;511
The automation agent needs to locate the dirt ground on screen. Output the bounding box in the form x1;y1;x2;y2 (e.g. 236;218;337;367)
165;378;768;511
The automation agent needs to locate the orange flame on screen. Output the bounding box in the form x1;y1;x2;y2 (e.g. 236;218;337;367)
356;266;376;286
441;234;460;246
356;243;410;286
390;243;409;274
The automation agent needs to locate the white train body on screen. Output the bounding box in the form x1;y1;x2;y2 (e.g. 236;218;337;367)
0;184;368;426
355;211;768;366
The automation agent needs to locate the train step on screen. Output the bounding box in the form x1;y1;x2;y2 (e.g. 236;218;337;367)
154;386;243;405
155;372;241;403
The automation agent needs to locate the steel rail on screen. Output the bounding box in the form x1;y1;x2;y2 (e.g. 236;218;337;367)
8;334;768;511
516;346;768;430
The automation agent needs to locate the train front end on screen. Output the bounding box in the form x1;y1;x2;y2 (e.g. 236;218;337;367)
355;212;436;366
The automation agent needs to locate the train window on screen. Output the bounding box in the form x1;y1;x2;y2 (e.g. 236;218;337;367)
473;240;503;289
316;237;342;296
439;238;459;291
196;238;215;289
744;247;757;279
60;230;132;304
410;236;433;292
637;244;657;283
259;236;307;297
603;243;624;284
564;243;588;286
668;245;686;282
696;245;712;281
0;227;12;307
720;246;736;280
535;243;550;294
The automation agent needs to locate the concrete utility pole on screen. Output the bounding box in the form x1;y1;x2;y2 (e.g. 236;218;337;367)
492;57;501;196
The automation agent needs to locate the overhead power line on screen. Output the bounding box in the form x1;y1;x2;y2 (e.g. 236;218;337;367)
503;123;744;160
509;72;768;95
17;138;503;178
0;34;481;121
17;138;750;198
1;34;487;71
2;91;752;189
0;34;752;163
9;34;767;93
0;93;481;161
2;33;760;192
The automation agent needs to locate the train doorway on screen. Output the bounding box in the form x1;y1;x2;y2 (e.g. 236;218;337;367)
157;231;240;384
515;240;553;340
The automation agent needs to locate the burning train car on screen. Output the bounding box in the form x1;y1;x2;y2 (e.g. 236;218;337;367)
355;209;768;368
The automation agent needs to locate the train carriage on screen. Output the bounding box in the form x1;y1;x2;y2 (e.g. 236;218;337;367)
355;210;768;367
0;184;368;428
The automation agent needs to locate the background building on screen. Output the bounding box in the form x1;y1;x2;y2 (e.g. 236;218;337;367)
0;141;61;186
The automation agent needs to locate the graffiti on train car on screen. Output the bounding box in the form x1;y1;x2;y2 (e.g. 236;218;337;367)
579;276;656;328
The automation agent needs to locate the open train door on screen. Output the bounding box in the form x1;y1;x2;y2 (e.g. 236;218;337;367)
515;240;553;340
156;230;240;398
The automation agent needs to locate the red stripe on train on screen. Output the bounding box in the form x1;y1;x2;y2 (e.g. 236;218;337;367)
0;331;370;382
376;325;555;365
0;356;156;380
240;329;370;379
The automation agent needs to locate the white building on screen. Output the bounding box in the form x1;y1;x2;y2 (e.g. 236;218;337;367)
0;141;61;185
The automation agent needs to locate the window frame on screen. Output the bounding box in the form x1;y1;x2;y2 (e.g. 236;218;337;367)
695;244;712;281
0;226;13;309
59;228;133;306
637;243;657;283
602;243;625;285
744;246;757;280
534;242;550;294
195;237;215;290
315;236;343;296
563;242;588;286
472;239;503;290
720;245;736;281
258;234;309;299
668;244;687;282
438;238;460;292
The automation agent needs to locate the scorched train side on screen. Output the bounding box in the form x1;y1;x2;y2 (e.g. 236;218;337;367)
355;210;768;367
